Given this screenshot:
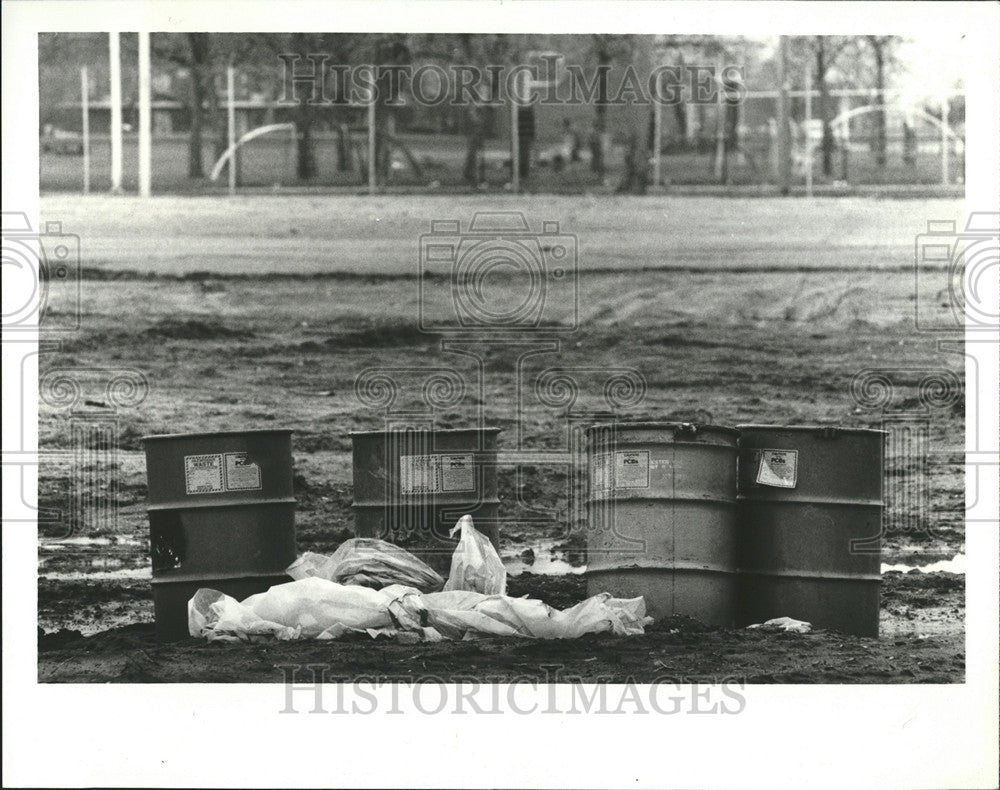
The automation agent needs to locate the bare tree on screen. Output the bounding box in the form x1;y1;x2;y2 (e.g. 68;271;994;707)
866;36;897;168
150;33;214;178
616;35;654;194
782;36;854;178
812;37;853;177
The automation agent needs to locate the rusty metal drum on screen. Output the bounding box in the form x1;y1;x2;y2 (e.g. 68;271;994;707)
736;425;885;636
585;422;740;626
351;427;500;573
143;430;297;640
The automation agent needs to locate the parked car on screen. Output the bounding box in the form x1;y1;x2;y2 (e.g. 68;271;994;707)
41;125;84;155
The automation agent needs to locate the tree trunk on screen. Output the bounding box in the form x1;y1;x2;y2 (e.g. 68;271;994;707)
616;36;652;194
872;45;886;168
186;33;210;179
292;33;317;180
463;106;485;185
591;41;610;176
297;110;316;179
816;40;834;177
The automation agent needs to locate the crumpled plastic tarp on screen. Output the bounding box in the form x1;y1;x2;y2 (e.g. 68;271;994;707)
189;514;651;642
286;538;444;593
188;579;651;643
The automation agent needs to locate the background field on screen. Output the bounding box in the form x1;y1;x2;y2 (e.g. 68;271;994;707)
40;133;966;194
36;194;966;682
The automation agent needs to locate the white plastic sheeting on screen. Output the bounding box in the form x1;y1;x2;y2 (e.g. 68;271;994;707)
188;515;651;642
188;580;650;643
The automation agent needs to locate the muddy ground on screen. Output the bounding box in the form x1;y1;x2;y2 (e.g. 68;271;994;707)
35;195;966;683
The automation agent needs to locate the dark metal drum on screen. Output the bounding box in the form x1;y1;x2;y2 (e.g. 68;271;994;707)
143;430;297;640
351;427;500;573
736;425;885;637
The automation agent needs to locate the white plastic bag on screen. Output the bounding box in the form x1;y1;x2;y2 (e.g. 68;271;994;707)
442;515;506;596
286;538;444;593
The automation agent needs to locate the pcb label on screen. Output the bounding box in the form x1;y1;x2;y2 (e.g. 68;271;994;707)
184;454;224;495
614;450;650;488
400;454;475;495
592;450;651;490
755;449;798;488
225;452;262;491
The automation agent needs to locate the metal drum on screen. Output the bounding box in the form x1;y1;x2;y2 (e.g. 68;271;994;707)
586;422;739;626
143;430;297;640
351;428;500;573
736;425;885;636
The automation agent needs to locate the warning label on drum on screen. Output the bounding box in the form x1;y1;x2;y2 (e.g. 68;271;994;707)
184;454;224;495
614;450;650;488
400;454;475;495
592;450;650;490
755;449;798;488
225;452;262;491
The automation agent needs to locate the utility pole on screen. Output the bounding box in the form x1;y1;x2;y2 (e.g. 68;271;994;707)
109;33;123;193
138;32;152;198
804;63;813;197
368;96;377;194
227;63;236;196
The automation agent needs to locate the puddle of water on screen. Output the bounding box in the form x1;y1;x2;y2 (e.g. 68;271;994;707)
502;538;586;576
881;554;966;574
39;567;152;582
39;535;144;549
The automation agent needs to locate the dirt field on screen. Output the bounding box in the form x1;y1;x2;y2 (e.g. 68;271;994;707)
36;194;966;683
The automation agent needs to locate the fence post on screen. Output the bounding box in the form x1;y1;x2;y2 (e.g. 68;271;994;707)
940;94;950;186
227;63;236;196
839;94;850;181
108;32;123;194
804;64;813;197
713;55;726;183
510;72;520;192
368;97;376;194
653;73;662;187
138;31;152;198
80;66;90;195
777;36;792;195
